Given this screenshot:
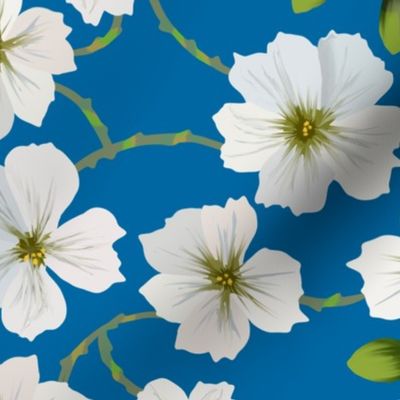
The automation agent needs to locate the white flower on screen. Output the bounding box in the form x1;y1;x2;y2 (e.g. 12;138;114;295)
347;235;400;320
139;197;308;362
0;355;89;399
213;32;400;216
0;0;76;139
0;143;126;340
138;378;234;400
66;0;135;26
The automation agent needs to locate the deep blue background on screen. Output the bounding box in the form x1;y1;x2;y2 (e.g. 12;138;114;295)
2;0;400;399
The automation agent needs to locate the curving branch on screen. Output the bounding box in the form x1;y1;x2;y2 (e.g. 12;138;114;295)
58;311;158;382
300;293;365;312
75;130;223;171
55;83;113;148
149;0;230;75
98;331;142;396
74;16;124;57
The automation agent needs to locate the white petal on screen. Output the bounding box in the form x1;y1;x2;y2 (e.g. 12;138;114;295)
1;59;54;127
33;382;89;400
46;208;126;293
5;8;76;74
139;274;211;323
0;355;39;400
229;33;322;113
4;143;79;233
0;79;14;139
0;165;27;235
239;249;308;332
139;208;204;275
137;378;188;400
255;147;334;215
319;32;393;117
189;382;234;400
176;293;250;362
66;0;134;26
347;235;400;320
0;0;21;37
330;106;400;200
201;197;257;265
213;103;283;172
1;265;67;340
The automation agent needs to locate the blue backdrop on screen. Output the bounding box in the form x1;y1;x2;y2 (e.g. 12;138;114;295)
2;0;400;399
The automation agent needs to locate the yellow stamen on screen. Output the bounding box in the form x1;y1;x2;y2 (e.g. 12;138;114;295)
227;278;234;286
216;276;223;282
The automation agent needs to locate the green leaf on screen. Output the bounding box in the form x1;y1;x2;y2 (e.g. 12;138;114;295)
380;0;400;54
292;0;326;13
347;338;400;382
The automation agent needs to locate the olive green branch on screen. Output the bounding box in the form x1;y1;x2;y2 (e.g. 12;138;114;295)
75;130;223;172
74;16;124;57
300;293;365;312
55;83;113;149
98;331;143;396
149;0;230;75
58;311;158;383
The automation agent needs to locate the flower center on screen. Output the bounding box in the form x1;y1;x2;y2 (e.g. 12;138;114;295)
212;270;240;291
14;232;47;267
277;104;337;157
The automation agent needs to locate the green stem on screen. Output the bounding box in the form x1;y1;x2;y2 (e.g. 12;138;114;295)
98;331;143;396
58;311;158;382
55;83;113;149
74;16;124;57
75;129;223;172
149;0;230;75
300;293;365;312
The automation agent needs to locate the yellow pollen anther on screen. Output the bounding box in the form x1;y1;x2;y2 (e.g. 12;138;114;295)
227;278;234;286
308;125;313;130
224;273;229;278
216;276;223;282
304;120;310;127
32;258;39;267
23;254;29;262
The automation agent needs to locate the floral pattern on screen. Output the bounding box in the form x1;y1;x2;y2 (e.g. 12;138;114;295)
0;0;75;139
0;0;398;398
0;355;88;399
137;379;234;400
213;32;400;215
139;197;307;361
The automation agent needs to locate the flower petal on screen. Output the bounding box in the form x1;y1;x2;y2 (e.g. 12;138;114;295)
330;106;400;200
33;382;89;400
0;355;39;400
255;147;334;215
213;103;283;172
46;208;126;293
229;33;322;113
319;32;393;117
347;235;400;320
4;143;79;233
189;382;235;400
201;197;257;265
137;378;188;400
0;79;15;140
1;265;66;340
66;0;134;26
0;0;21;37
139;208;204;275
239;248;308;332
1;60;54;127
5;8;76;74
139;274;211;323
176;293;250;362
